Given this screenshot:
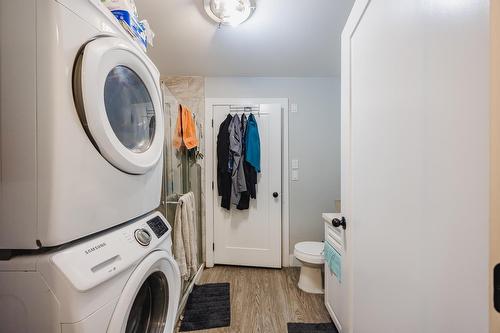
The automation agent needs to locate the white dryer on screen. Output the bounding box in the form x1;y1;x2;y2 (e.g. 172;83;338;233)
0;0;164;249
0;211;181;333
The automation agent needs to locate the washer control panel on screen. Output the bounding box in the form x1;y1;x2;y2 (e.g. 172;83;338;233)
134;228;152;246
146;216;169;238
50;211;172;292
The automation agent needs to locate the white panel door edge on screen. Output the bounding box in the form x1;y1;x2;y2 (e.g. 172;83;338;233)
342;0;489;332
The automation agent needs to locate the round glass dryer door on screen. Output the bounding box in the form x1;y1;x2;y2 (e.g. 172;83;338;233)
107;251;181;333
104;65;156;154
73;37;164;175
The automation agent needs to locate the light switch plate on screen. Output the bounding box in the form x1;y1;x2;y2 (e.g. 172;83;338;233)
291;159;299;169
291;170;299;181
291;103;298;113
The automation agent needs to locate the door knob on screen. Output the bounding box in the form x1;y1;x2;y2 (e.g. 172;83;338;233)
495;264;500;312
332;216;347;230
273;192;279;198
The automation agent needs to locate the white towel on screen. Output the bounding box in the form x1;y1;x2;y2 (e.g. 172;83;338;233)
173;192;199;280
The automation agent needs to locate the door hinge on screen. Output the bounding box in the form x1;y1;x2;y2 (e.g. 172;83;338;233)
212;181;214;190
211;119;214;128
213;243;215;251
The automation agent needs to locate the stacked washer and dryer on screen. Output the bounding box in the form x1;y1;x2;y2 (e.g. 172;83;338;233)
0;0;181;332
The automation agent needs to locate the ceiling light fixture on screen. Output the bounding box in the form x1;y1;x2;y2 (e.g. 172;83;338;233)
204;0;256;27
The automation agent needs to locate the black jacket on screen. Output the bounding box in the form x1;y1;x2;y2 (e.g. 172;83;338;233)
217;115;233;209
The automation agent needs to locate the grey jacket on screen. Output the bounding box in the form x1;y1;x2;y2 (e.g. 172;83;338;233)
228;115;247;204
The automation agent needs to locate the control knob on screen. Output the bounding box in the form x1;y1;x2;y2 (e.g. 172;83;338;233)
134;228;152;246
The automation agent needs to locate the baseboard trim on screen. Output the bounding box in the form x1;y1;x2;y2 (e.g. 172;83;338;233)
289;254;301;267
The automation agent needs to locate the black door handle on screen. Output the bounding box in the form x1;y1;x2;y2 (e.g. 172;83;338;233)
332;217;347;230
495;264;500;312
273;192;279;198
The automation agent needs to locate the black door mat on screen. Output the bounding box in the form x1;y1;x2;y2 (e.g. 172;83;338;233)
287;322;339;333
179;283;231;332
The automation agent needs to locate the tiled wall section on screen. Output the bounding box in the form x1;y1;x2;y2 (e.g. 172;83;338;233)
162;76;205;123
162;76;206;262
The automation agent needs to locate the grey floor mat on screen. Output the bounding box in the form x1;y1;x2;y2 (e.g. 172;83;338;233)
179;283;230;332
287;322;339;333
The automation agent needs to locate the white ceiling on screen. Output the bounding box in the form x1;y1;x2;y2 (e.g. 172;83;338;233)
135;0;355;77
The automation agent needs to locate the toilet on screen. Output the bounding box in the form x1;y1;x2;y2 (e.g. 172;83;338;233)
294;241;325;294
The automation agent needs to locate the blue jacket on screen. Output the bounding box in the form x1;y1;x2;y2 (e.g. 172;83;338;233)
245;114;261;173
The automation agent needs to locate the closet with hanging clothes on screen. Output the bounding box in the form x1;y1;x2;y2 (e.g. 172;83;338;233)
209;101;283;268
216;107;261;211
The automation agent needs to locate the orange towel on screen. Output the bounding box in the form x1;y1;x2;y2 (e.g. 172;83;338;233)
173;104;199;149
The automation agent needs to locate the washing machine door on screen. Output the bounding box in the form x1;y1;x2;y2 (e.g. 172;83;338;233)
73;37;164;175
107;250;181;333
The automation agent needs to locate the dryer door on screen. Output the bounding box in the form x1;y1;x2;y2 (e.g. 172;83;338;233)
107;250;181;333
73;37;164;175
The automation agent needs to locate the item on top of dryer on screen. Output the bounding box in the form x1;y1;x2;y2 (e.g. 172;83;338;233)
101;0;148;51
0;212;181;333
117;12;147;50
141;19;155;46
101;0;138;17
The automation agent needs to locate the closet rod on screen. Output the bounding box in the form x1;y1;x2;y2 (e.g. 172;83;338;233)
229;105;259;110
229;111;268;115
229;106;259;108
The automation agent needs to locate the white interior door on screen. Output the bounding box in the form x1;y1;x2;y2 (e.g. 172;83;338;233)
212;104;282;268
342;1;489;332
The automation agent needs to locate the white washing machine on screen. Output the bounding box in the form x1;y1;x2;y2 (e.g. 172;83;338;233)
0;211;181;333
0;0;165;249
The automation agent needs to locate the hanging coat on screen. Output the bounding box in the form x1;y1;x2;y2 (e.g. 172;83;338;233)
237;114;251;210
228;115;247;205
245;113;261;172
217;114;233;210
243;160;258;200
241;113;260;200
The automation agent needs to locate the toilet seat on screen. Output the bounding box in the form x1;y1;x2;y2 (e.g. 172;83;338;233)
294;241;324;264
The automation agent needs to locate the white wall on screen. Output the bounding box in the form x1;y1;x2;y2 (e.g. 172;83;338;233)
205;77;340;254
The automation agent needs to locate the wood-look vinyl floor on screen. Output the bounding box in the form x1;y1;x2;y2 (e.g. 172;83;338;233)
178;266;331;333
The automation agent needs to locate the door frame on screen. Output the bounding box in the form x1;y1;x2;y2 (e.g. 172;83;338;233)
340;1;373;332
491;1;500;331
204;98;289;267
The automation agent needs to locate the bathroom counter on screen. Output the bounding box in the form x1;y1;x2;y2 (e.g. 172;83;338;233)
322;213;340;223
